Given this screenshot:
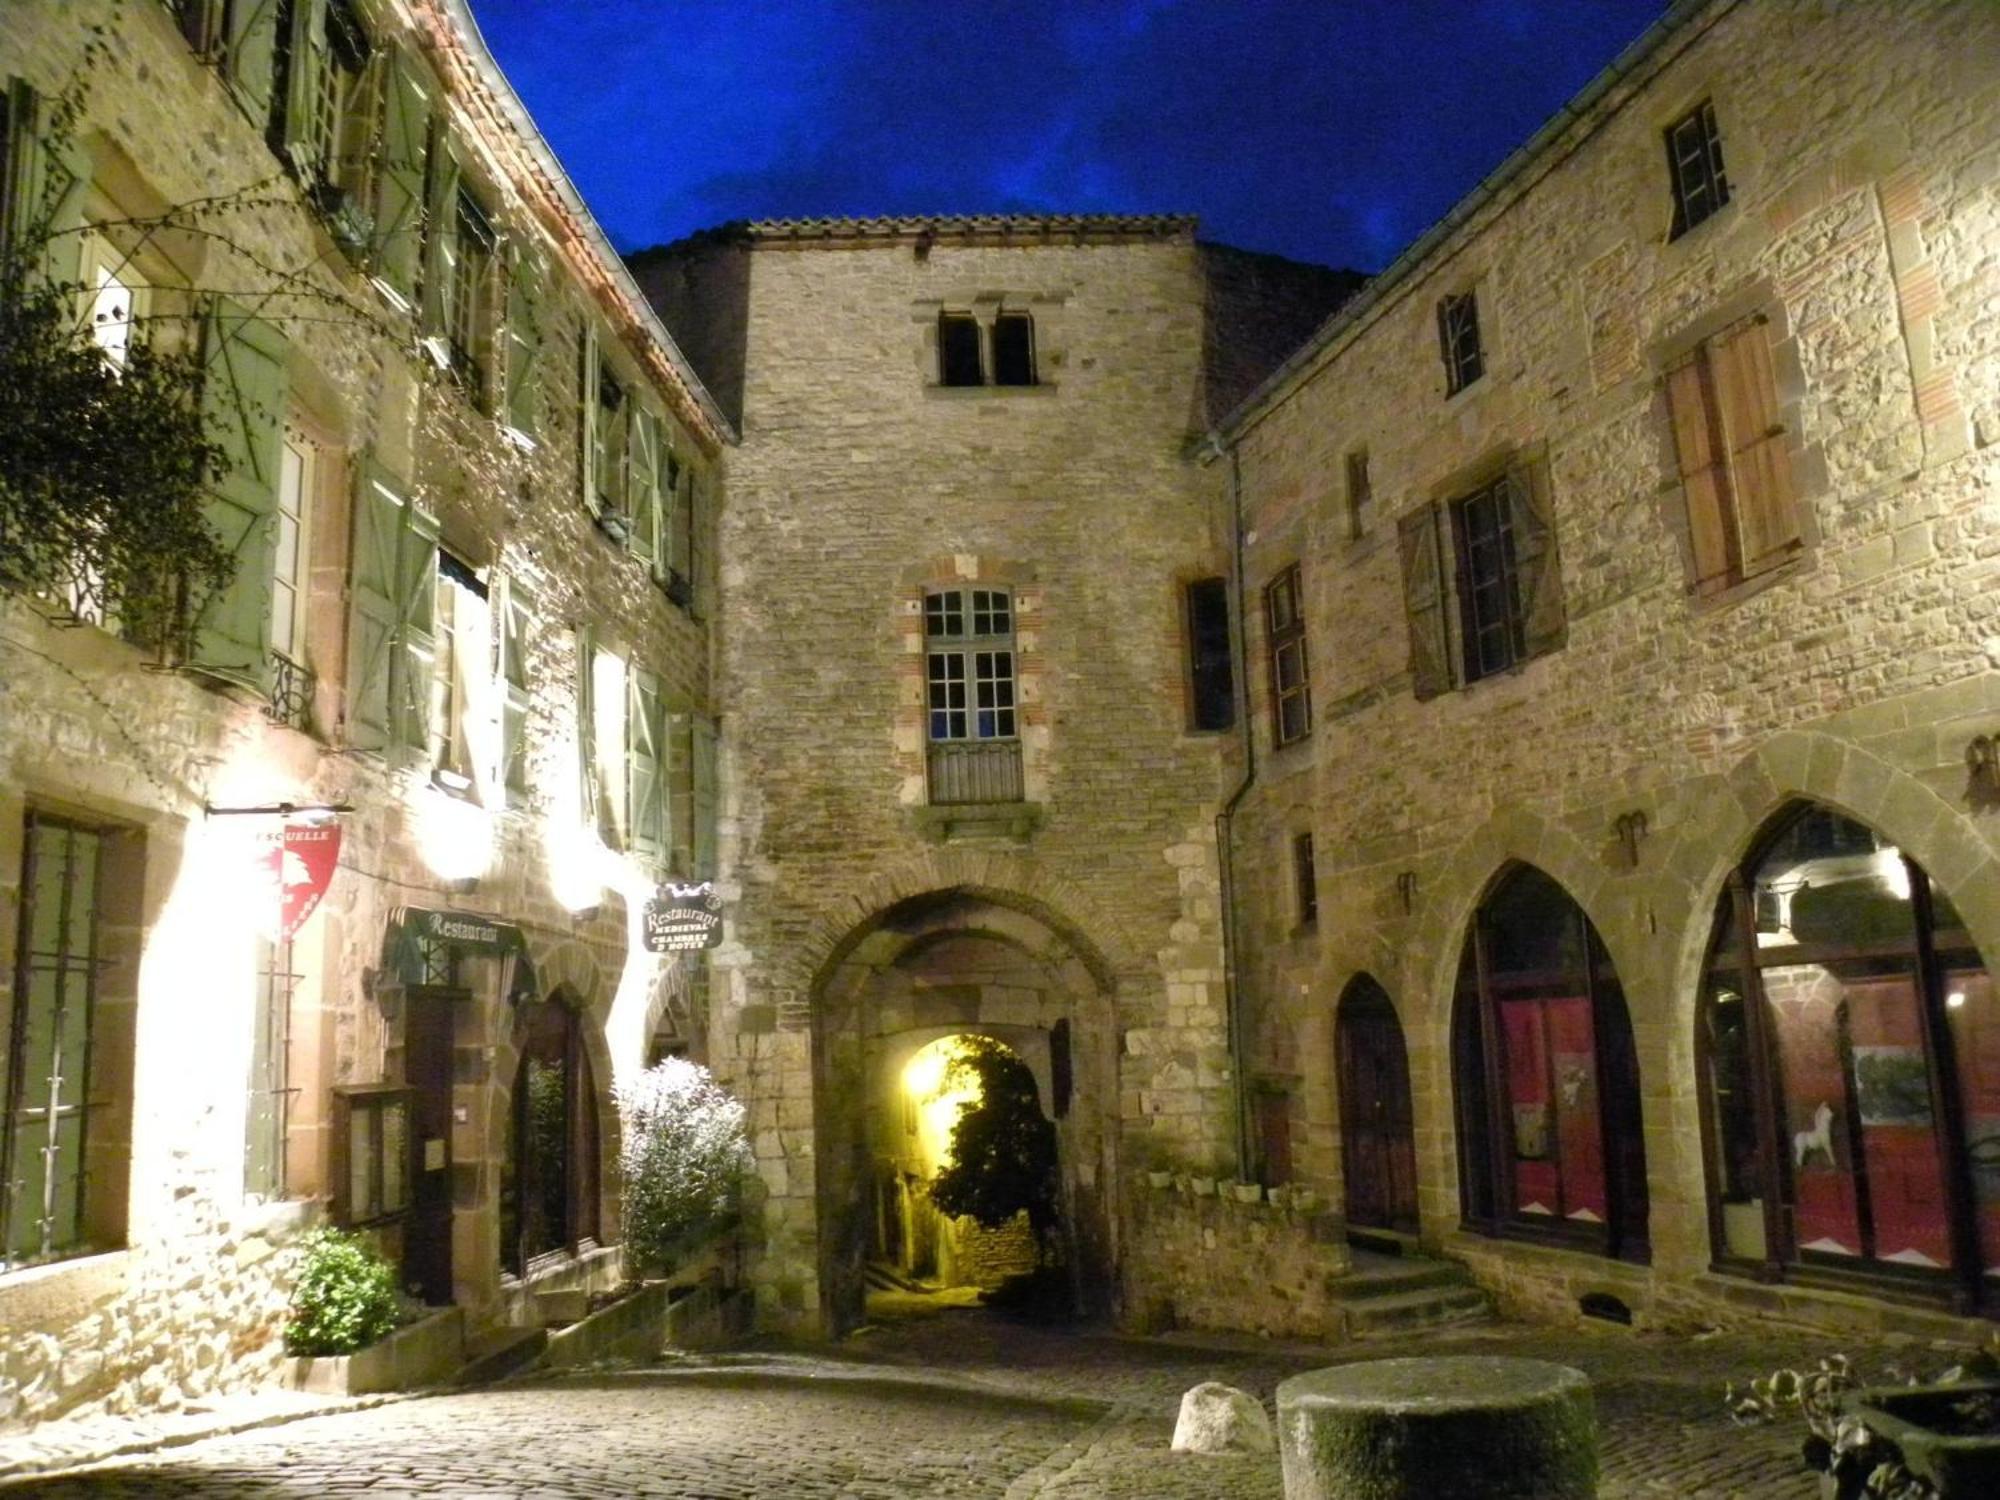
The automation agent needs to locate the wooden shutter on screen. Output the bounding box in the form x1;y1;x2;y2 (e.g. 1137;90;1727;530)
578;325;602;517
4;79;91;287
1665;354;1735;593
1507;463;1566;661
393;498;438;750
666;698;693;873
279;0;329;176
693;715;719;879
225;0;282;122
503;244;542;440
497;576;532;795
686;469;707;618
1398;503;1451;701
370;46;428;306
345;463;403;751
575;625;598;827
1711;319;1799;573
626;667;664;862
189;297;288;690
663;449;688;581
629;405;660;568
418;133;460;363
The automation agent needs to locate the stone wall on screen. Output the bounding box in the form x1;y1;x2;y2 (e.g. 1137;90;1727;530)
1124;1180;1349;1340
1223;0;2000;1337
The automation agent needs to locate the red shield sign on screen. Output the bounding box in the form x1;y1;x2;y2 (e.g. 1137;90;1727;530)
259;819;342;939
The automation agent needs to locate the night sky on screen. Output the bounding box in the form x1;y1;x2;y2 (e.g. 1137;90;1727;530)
469;0;1670;274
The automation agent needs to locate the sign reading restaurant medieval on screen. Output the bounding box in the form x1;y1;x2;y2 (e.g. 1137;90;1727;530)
642;883;725;953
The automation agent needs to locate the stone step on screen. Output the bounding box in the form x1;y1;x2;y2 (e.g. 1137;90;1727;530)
1329;1255;1470;1302
451;1326;548;1387
1339;1284;1494;1338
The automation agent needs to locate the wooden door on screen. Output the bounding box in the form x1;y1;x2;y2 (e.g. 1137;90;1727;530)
403;985;460;1304
1338;979;1419;1233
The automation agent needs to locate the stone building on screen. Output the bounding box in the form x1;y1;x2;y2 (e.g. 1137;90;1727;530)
1219;0;2000;1341
0;0;725;1426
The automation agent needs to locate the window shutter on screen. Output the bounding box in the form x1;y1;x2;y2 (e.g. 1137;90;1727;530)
502;244;542;441
225;0;282;123
686;469;706;618
278;0;329;176
1507;463;1566;661
497;575;533;795
692;715;719;879
393;499;438;750
578;325;602;517
1711;320;1799;572
3;79;91;287
370;46;428;307
189;297;289;690
574;625;598;827
1665;355;1734;593
629;405;660;568
663;449;689;581
626;667;664;863
418;134;460;363
1397;503;1450;701
344;463;403;751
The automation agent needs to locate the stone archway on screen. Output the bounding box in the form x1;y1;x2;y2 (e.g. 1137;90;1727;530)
810;887;1116;1335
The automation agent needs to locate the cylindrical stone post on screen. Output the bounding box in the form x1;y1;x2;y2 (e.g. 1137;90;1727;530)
1276;1355;1597;1500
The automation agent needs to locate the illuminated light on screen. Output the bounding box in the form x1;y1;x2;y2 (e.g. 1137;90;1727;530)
901;1035;997;1176
413;780;494;883
1948;991;1967;1010
1875;847;1911;901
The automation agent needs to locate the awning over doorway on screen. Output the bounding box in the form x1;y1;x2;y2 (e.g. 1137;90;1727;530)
381;905;539;1006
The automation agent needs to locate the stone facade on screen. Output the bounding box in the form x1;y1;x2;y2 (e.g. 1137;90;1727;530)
1223;0;2000;1338
1;0;724;1427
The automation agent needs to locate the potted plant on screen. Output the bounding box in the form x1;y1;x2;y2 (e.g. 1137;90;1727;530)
284;1227;464;1395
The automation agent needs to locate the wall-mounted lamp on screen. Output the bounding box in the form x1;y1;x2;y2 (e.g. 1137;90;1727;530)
1395;871;1418;915
1613;810;1650;869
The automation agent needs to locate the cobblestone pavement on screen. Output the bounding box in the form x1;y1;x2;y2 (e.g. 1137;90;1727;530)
0;1300;1921;1498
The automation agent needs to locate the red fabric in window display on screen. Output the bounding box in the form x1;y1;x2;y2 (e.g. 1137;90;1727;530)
1547;997;1607;1223
1502;1000;1557;1215
1767;968;1863;1257
1944;969;2000;1275
1848;977;1951;1267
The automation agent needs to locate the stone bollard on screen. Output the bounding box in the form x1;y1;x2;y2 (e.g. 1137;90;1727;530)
1276;1355;1597;1500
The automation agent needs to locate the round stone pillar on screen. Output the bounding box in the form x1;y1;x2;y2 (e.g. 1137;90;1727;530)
1276;1355;1597;1500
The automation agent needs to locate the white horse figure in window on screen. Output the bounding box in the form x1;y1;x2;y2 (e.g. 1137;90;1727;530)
1793;1101;1835;1169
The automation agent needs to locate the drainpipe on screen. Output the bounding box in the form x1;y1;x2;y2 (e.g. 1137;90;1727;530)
1212;438;1257;1181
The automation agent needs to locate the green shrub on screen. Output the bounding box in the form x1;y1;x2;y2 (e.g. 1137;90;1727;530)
617;1057;750;1271
285;1227;400;1356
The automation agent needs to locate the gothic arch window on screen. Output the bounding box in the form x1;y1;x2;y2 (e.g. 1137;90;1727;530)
501;992;601;1275
1698;803;2000;1311
1453;864;1649;1261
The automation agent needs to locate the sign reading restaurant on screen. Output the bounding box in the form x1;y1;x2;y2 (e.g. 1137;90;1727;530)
642;883;725;953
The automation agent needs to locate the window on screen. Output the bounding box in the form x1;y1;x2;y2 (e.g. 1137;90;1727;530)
502;995;601;1275
494;576;533;798
245;936;298;1201
1292;831;1318;928
80;232;144;372
267;428;317;730
1437;290;1483;396
442;188;496;403
1453;864;1649;1261
580;336;629;537
993;311;1036;386
1398;463;1565;699
1698;806;2000;1307
1664;315;1800;596
938;312;982;386
1344;447;1373;539
1665;99;1729;239
1184;577;1234;732
925;587;1021;804
332;1084;410;1226
2;814;134;1271
1264;564;1309;746
429;549;489;791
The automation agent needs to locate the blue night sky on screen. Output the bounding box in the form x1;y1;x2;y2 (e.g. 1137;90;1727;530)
468;0;1670;274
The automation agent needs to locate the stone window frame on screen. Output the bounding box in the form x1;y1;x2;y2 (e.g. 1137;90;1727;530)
1292;829;1318;931
1343;445;1374;541
1649;282;1825;614
1436;287;1485;398
1663;97;1731;241
917;295;1063;398
1180;573;1236;735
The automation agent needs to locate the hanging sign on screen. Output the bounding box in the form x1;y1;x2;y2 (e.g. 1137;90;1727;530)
259;817;342;940
642;882;725;954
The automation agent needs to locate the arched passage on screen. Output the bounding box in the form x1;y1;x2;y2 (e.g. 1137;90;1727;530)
1336;974;1418;1234
500;986;604;1277
1452;863;1650;1262
812;888;1113;1335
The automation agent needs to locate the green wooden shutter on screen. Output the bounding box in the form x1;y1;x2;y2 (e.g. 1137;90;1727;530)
189;297;288;690
1397;502;1451;701
575;624;598;826
1507;463;1566;661
503;244;542;441
629;405;660;568
225;0;282;124
345;462;403;751
498;576;533;795
578;325;602;517
3;79;91;288
393;499;439;750
278;0;330;177
419;131;460;364
370;46;428;306
693;715;719;879
627;667;664;863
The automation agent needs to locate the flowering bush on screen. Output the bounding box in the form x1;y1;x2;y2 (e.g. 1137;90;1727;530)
285;1227;400;1356
617;1057;750;1271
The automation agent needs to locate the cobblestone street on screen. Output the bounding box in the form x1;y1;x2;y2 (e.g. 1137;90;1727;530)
0;1298;1886;1498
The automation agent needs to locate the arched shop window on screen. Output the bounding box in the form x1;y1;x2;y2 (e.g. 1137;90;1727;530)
501;994;601;1276
1453;864;1650;1261
1699;804;2000;1311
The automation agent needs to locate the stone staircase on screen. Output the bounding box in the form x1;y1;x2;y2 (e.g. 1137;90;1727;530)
1326;1246;1493;1338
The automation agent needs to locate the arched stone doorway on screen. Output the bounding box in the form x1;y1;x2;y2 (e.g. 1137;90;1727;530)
1452;863;1650;1262
812;888;1114;1335
1336;975;1418;1235
500;987;604;1278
